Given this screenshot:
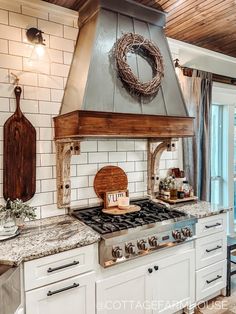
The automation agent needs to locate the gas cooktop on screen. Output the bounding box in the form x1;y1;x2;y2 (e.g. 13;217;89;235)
73;198;197;267
73;199;186;235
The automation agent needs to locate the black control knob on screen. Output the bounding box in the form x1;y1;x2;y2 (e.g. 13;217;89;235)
137;240;148;251
125;243;136;255
149;236;158;247
112;246;123;258
154;265;159;271
182;227;193;238
148;268;153;274
172;230;182;240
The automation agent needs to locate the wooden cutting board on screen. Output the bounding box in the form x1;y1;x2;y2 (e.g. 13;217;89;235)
3;86;36;202
94;166;128;199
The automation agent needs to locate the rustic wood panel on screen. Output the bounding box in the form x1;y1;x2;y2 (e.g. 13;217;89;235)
3;86;36;202
44;0;236;57
53;110;195;139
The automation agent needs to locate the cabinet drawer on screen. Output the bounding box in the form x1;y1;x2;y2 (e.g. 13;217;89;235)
196;260;226;302
196;214;226;238
24;245;94;291
196;232;227;270
25;271;95;314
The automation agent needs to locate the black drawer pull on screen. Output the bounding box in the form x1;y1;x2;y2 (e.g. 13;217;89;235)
47;283;79;296
47;260;79;273
206;245;222;253
206;275;222;284
205;223;221;229
148;268;153;274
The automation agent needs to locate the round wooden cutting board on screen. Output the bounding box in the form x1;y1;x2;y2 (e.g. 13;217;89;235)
94;166;128;199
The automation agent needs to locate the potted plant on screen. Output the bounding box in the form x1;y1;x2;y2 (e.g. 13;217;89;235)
0;199;36;229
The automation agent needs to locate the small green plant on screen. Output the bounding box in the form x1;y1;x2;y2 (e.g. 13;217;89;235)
0;199;37;221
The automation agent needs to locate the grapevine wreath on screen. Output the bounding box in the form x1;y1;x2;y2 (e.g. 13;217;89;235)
114;33;164;97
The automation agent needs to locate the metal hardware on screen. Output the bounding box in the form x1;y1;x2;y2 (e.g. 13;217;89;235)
137;239;148;250
47;260;79;273
149;236;158;247
125;243;135;254
206;275;222;284
47;283;79;296
205;223;221;229
148;268;153;274
154;265;159;271
206;245;222;253
112;246;123;258
172;230;182;240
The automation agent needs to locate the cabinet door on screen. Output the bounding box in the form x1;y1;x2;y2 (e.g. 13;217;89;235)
26;272;95;314
96;265;151;314
149;249;195;314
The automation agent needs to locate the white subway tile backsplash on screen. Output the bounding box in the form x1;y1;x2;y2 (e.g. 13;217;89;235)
39;74;64;90
78;187;97;200
10;99;38;113
51;89;64;102
24;86;50;101
0;69;9;83
118;161;135;172
0;97;9;111
0;9;8;24
134;140;147;151
9;12;37;29
0;53;22;70
40;154;56;166
98;140;116;152
23;58;50;75
0;39;8;53
49;13;77;27
39;127;53;140
0;83;14;98
117;140;135;151
48;48;63;63
9;41;33;58
135;181;147;192
0;24;22;41
81;140;98;152
127;151;144;161
26;114;51;127
50;35;75;52
71;176;88;189
28;192;53;207
135;161;147;172
38;19;63;37
64;25;78;40
71;153;88;165
36;166;53;179
39;101;60;115
63;51;73;65
21;6;49;20
10;71;37;86
89;152;108;164
127;171;144;183
41;179;56;192
77;163;98;176
0;1;20;13
109;152;126;162
41;204;65;218
36;141;52;154
51;63;70;77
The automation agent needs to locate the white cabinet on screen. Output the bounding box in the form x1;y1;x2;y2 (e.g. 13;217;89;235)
26;271;95;314
96;249;195;314
195;214;227;303
150;250;195;314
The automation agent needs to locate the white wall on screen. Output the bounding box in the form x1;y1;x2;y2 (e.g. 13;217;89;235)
0;0;179;219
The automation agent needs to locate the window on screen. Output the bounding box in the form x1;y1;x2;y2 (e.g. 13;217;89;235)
211;105;223;205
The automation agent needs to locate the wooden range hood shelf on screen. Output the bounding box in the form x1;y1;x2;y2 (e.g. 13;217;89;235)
54;110;194;139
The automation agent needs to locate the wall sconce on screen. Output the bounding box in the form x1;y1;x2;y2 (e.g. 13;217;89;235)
26;27;50;64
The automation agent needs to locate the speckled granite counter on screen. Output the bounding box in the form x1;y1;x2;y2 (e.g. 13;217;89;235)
173;201;232;219
0;215;100;266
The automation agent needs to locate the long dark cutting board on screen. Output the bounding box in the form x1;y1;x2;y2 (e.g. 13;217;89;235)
3;86;36;202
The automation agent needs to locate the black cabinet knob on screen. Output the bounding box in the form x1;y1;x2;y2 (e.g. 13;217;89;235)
154;265;159;271
148;268;153;274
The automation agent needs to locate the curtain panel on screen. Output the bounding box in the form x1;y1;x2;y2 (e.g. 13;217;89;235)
177;69;213;201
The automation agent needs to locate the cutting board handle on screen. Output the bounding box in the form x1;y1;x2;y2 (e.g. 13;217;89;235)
14;86;22;115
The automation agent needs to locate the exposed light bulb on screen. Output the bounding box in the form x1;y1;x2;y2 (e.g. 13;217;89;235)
35;45;45;57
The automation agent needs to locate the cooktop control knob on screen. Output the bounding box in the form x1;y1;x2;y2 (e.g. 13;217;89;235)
112;246;123;258
182;227;193;238
149;236;158;247
172;230;182;240
125;243;136;255
137;239;148;251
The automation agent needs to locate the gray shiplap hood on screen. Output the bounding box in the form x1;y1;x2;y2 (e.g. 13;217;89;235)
60;0;188;118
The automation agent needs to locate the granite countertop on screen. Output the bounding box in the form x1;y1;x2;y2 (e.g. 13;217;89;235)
172;201;232;219
0;215;100;266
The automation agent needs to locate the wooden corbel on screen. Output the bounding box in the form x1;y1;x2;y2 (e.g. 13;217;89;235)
56;138;81;208
147;138;178;197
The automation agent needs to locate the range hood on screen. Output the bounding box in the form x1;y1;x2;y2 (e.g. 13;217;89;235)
54;0;194;139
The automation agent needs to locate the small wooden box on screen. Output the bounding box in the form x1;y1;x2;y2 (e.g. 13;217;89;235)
104;189;129;209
